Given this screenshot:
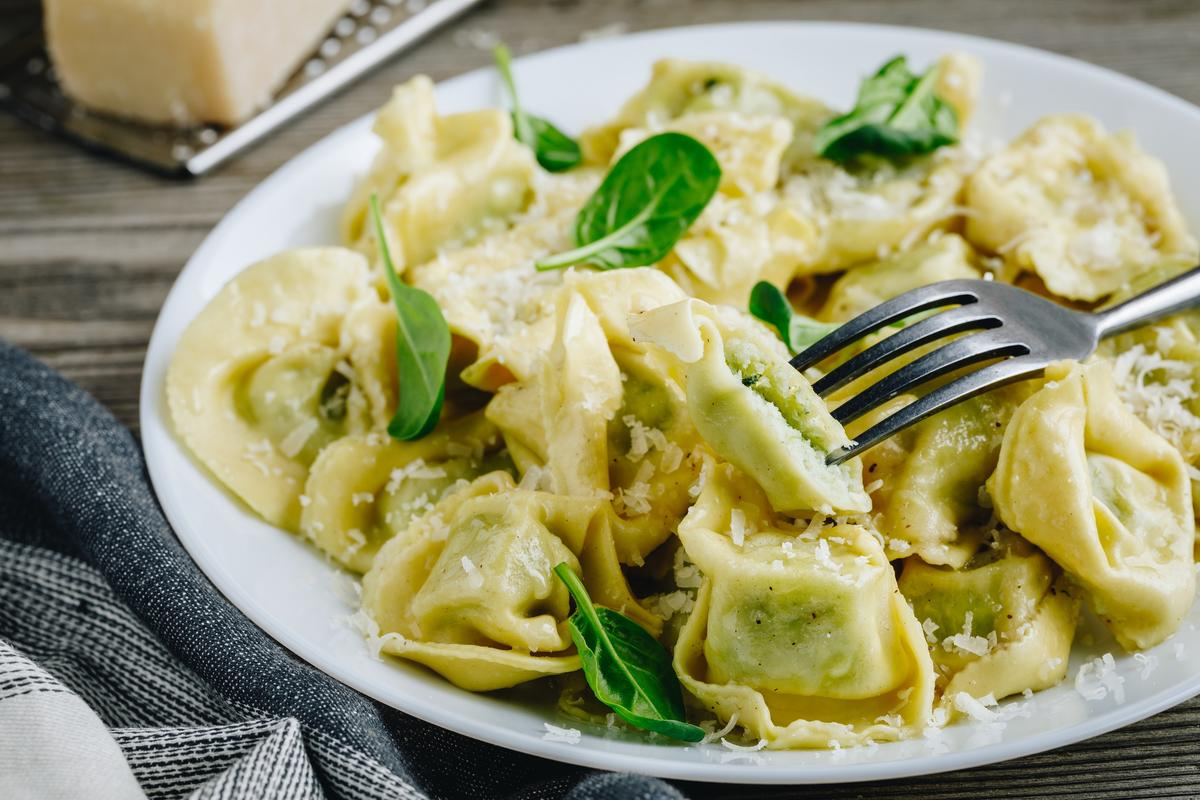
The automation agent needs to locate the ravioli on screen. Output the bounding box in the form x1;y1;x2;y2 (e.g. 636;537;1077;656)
988;360;1196;650
965;114;1197;301
631;298;870;515
167;248;390;530
674;465;934;747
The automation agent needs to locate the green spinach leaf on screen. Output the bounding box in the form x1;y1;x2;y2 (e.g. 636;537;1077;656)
494;44;581;172
552;563;705;742
535;132;721;271
370;195;451;440
749;281;839;354
813;55;958;163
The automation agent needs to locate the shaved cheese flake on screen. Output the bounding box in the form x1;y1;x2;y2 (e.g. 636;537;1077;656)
1075;653;1125;703
721;737;768;752
278;418;319;459
1133;652;1159;680
729;508;747;547
542;723;582;744
461;555;485;589
701;713;740;744
953;692;998;722
943;611;994;657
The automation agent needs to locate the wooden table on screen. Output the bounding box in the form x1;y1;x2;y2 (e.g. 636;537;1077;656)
2;0;1198;797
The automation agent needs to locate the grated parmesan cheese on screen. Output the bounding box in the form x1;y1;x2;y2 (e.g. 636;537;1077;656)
614;459;656;516
341;528;367;559
942;612;995;657
813;538;842;575
701;713;740;744
729;508;747;547
347;607;407;660
953;692;998;722
1110;343;1200;448
1133;652;1159;680
721;737;768;752
278;418;319;459
461;556;485;590
1074;653;1125;703
646;590;695;621
385;458;448;494
541;722;582;744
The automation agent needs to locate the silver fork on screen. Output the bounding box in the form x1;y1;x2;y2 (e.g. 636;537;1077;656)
792;267;1200;466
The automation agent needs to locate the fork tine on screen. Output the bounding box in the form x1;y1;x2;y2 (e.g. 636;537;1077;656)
811;306;1002;397
826;358;1048;465
831;332;1030;426
790;281;982;371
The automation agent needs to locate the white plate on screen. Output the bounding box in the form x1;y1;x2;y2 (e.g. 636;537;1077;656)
141;21;1200;784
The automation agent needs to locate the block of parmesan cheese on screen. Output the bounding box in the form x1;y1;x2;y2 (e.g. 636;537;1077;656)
44;0;353;126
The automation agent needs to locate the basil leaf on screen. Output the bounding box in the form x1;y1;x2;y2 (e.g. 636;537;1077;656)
536;132;721;271
552;563;705;742
813;55;958;163
494;44;581;173
749;281;839;354
369;195;451;440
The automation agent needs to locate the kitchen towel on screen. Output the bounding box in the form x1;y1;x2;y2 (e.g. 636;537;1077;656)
0;339;688;800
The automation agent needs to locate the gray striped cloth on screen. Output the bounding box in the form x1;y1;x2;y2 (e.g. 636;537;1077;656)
0;340;687;800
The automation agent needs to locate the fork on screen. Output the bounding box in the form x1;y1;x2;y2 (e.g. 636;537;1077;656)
791;267;1200;466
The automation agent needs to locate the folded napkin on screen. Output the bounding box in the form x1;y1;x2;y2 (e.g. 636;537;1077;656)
0;340;688;800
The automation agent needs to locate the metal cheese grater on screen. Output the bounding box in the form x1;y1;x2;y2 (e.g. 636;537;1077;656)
0;0;482;177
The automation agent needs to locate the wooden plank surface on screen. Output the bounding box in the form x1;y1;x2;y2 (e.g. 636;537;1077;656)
3;0;1200;797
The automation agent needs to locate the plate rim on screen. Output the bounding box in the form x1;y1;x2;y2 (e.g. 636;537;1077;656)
139;19;1200;784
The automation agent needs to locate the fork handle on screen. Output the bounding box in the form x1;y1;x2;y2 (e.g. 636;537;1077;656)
1095;265;1200;339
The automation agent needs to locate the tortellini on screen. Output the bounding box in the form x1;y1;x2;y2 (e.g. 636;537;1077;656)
818;234;981;323
674;465;935;747
964;114;1198;301
412;170;605;392
631;298;870;515
781;149;974;274
781;54;982;274
613;111;794;197
580;59;831;168
361;473;584;690
341;75;537;275
300;413;509;572
988;360;1196;650
487;270;701;571
876;384;1032;567
658;193;818;307
167;248;392;529
899;535;1079;706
